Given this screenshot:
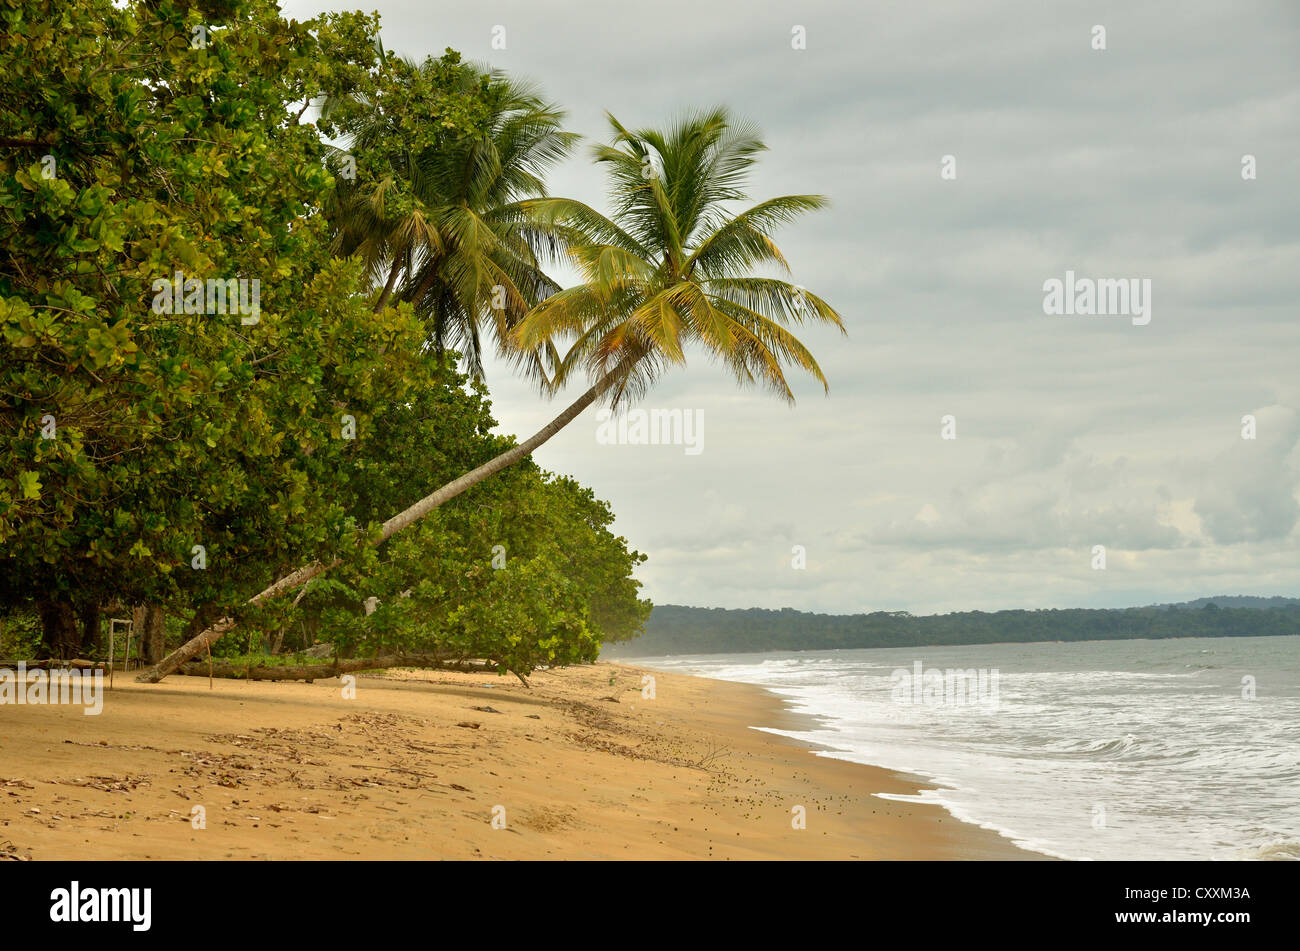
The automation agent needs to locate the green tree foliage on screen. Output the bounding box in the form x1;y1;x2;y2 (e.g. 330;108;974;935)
0;0;651;673
324;55;576;377
0;0;647;675
284;356;652;676
0;0;458;653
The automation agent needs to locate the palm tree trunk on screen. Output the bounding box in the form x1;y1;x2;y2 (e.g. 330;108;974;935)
373;259;403;313
136;362;629;683
404;264;438;309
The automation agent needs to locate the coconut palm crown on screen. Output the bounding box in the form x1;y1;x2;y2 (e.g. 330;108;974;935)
328;55;578;379
513;107;845;408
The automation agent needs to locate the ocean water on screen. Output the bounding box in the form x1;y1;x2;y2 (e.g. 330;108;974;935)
630;635;1300;860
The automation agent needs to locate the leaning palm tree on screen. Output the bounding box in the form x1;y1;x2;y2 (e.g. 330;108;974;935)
138;107;844;682
327;57;577;379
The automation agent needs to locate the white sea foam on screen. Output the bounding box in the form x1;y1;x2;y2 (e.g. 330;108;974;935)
632;634;1300;860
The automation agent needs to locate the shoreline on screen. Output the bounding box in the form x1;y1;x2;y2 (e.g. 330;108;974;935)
628;663;1048;860
0;660;1039;860
666;666;1068;861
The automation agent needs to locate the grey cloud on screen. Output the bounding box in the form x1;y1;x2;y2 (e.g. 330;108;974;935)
285;0;1300;612
1194;406;1300;543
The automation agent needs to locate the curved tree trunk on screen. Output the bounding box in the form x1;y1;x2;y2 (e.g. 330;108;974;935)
373;259;403;313
136;361;631;683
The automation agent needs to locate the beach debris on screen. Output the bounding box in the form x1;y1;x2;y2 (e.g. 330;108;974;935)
54;775;152;794
690;740;731;770
0;840;31;861
456;721;481;730
470;706;501;714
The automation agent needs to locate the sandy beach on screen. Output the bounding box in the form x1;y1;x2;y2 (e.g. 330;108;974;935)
0;661;1035;860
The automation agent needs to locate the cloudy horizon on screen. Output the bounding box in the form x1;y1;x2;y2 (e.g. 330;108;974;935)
285;0;1300;616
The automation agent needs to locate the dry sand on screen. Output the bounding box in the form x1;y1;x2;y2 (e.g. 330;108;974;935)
0;661;1036;860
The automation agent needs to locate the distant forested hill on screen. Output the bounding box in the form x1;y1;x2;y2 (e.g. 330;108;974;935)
1158;596;1300;610
603;599;1300;656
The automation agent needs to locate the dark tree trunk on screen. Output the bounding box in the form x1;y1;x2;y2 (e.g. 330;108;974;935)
36;599;81;659
80;603;102;654
142;604;166;665
131;604;146;664
130;603;166;665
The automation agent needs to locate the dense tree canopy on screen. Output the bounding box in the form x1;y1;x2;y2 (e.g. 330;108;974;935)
279;355;651;674
0;0;651;676
1;0;433;646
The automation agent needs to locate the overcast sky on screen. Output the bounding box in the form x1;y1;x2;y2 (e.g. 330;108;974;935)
285;0;1299;615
